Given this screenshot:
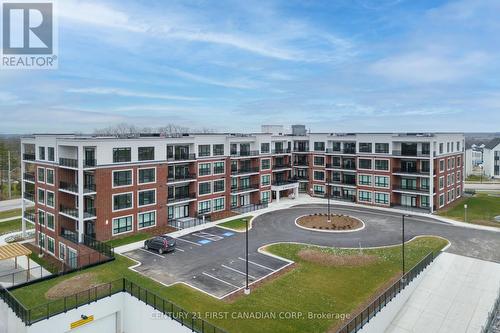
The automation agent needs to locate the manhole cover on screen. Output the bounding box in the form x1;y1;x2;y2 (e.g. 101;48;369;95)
494;215;500;222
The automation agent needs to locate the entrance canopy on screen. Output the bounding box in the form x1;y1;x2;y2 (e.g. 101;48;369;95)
271;181;299;202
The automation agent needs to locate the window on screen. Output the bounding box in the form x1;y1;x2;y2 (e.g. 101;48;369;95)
213;144;224;156
213;197;225;211
359;175;372;186
261;174;271;186
261;191;270;203
113;148;131;163
46;191;55;208
421;196;429;208
38;232;45;249
261;143;270;153
375;143;389;154
113;193;133;211
48;147;55;161
198;145;211;157
313;185;324;195
59;243;66;260
213;179;225;193
138;189;156;206
439;143;444;154
47;237;55;254
374;160;389;171
199;163;211;176
332;142;341;152
231;196;238;208
46;169;54;185
261;159;271;170
198;182;212;195
439;160;445;172
358;190;372;202
213;162;225;174
38;189;45;204
421;178;429;190
422;143;430;155
47;213;55;230
113;170;132;187
358;159;372;169
456;171;461;183
112;215;133;235
138;168;155;184
375;176;389;188
457;156;462;167
38;210;45;226
456;186;461;198
198;200;211;214
138;147;155;161
359;143;372;153
37;167;45;183
38;146;45;160
375;192;389;204
457;141;461;151
447;142;450;153
313;171;325;181
439;176;444;190
314;142;325;151
313;156;325;166
138;211;156;229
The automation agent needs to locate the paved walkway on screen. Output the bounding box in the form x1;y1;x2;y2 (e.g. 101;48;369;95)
0;199;21;212
387;253;500;333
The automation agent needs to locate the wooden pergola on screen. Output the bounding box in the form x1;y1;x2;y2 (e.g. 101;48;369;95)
0;243;32;271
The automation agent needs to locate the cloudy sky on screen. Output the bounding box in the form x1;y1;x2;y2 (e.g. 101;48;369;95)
1;0;500;133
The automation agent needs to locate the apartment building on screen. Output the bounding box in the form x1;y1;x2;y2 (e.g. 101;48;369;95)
20;128;464;259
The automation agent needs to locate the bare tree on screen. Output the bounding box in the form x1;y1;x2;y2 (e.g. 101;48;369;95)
94;123;214;136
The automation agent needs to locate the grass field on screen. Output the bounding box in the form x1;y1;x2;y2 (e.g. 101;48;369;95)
437;193;500;227
0;218;33;235
11;236;447;333
0;208;21;220
105;232;151;248
218;216;253;231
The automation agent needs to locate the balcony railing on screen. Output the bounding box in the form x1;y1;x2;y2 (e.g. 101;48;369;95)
293;160;308;167
294;175;309;181
23;172;35;182
273;163;292;169
230;150;259;157
392;185;429;193
59;158;78;168
168;193;196;203
84;159;97;168
23;211;36;223
272;148;291;154
59;181;78;193
272;179;299;186
22;153;35;161
167;173;196;182
231;167;259;175
59;205;78;218
23;192;34;202
293;147;309;152
327;148;356;154
60;228;79;244
167;153;196;162
392;150;430;157
393;168;430;175
231;184;260;193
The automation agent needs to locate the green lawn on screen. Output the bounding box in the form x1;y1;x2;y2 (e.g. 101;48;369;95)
218;216;253;231
0;218;33;235
437;193;500;227
105;232;151;248
11;236;447;333
0;208;21;220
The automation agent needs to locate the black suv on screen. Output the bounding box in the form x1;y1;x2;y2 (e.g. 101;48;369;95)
144;235;177;254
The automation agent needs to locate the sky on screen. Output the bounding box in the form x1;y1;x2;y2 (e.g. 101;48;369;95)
1;0;500;134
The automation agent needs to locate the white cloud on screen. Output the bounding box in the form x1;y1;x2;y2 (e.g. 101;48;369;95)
66;87;200;101
0;92;27;105
166;68;261;89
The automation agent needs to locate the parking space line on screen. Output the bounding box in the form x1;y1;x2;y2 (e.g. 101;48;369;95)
176;238;202;246
193;232;223;241
138;248;165;258
238;257;275;271
202;272;241;289
221;264;256;279
174;247;185;252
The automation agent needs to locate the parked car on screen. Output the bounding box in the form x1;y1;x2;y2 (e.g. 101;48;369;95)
144;235;176;254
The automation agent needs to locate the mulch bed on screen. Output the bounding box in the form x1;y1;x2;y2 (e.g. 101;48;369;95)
298;249;379;267
210;211;240;221
297;214;361;230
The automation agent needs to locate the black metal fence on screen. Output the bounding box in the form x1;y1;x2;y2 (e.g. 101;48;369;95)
231;202;268;214
169;216;211;230
0;278;227;332
336;252;435;333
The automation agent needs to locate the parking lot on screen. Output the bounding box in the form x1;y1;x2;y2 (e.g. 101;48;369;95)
124;226;291;299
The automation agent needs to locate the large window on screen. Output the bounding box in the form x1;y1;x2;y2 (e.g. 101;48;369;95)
261;159;271;170
261;191;270;203
38;189;45;204
261;143;270;153
38;210;45;226
358;159;372;169
358;190;372;202
213;179;225;193
38;232;45;248
213;144;224;156
374;176;389;188
374;160;389;171
113;193;133;211
138;211;156;229
375;192;389;204
359;143;372;153
47;237;55;254
198;200;211;214
38;146;45;160
313;171;325;181
358;175;372;186
138;147;155;161
313;185;324;195
198;145;211;157
198;163;211;176
113;170;132;187
48;147;55;161
213;162;225;174
113;148;131;163
314;142;325;151
375;143;389;154
46;191;55;208
198;182;212;195
213;197;225;211
46;169;54;185
138;168;155;184
439;160;445;172
113;216;133;235
313;156;325;166
37;167;45;183
47;213;55;230
261;174;271;186
138;190;156;206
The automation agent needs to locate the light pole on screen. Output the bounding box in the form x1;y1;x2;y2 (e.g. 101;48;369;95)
464;204;468;223
327;177;331;223
401;214;410;283
244;218;250;295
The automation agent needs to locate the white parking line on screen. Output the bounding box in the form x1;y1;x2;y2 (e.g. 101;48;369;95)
202;272;241;289
193;232;223;241
174;247;185;252
237;257;275;271
175;238;202;246
138;248;165;258
221;264;256;279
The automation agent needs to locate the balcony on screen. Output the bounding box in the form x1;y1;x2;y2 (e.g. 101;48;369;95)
23;192;34;202
392;185;430;194
328;179;356;186
23;153;35;161
167;173;196;182
231;184;260;193
60;228;79;244
293;147;309;153
23;211;36;223
84;159;97;168
392;150;430;157
167;193;196;204
393;168;430;176
59;205;96;219
273;163;292;170
294;175;309;181
293;160;308;167
230;150;260;157
272;148;291;154
60;181;96;194
23;172;35;182
59;157;78;168
231;167;259;175
167;153;196;162
272;179;298;186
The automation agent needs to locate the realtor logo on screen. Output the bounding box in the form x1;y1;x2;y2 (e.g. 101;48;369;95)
1;1;58;69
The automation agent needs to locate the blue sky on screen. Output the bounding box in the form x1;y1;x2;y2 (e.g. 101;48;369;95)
1;0;500;133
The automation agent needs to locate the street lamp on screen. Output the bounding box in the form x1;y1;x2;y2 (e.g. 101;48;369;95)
327;177;331;223
401;214;410;283
464;204;468;223
244;218;250;295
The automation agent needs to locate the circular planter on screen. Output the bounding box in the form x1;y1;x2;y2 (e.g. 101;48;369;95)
294;214;365;233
